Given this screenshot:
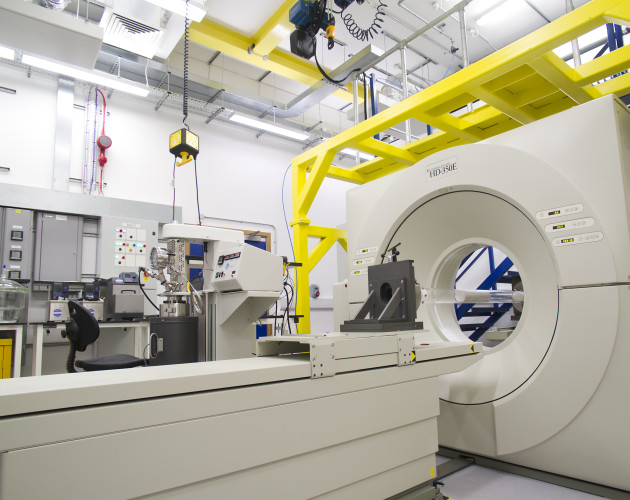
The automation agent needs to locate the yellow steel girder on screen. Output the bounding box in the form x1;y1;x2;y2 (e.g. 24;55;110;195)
189;20;364;104
251;0;295;57
289;0;630;333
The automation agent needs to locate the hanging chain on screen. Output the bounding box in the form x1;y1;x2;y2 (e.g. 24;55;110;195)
183;0;190;129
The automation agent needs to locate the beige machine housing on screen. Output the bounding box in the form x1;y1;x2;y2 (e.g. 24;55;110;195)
341;96;630;491
0;332;480;499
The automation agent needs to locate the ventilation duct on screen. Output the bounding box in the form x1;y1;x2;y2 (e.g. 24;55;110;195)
40;0;71;10
0;0;103;68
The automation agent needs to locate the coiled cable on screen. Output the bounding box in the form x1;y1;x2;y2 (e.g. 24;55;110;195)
340;0;387;42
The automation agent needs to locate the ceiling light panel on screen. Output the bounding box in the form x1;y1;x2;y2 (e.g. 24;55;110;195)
229;114;309;141
22;54;149;96
0;45;15;60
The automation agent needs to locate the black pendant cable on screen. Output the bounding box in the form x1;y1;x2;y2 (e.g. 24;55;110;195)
182;0;201;225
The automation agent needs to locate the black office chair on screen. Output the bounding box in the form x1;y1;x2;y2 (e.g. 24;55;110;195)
64;300;146;372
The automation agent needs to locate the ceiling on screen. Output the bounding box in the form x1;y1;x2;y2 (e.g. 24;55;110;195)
0;0;596;143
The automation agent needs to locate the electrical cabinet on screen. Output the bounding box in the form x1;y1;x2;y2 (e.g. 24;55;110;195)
0;208;34;281
33;213;83;282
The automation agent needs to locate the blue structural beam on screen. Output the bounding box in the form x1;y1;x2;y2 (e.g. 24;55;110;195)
456;256;513;319
468;303;513;341
456;247;488;283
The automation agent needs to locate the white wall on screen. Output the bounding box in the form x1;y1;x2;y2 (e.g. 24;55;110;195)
0;65;350;332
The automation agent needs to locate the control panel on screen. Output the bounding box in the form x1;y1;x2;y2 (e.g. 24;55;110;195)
99;216;158;279
211;242;283;293
214;250;243;280
0;208;34;281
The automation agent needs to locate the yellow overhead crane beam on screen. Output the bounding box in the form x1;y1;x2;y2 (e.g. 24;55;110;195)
189;19;364;103
251;0;295;57
291;0;630;333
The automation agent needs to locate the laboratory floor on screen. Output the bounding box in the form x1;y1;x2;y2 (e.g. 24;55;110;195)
434;455;604;500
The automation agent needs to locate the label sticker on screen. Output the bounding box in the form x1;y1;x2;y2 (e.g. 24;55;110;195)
353;257;375;267
12;225;23;229
53;309;62;318
351;268;367;276
356;246;377;256
536;203;583;220
426;157;458;181
545;217;594;233
552;231;603;247
55;215;68;221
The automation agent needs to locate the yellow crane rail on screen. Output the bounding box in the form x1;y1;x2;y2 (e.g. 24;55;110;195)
291;0;630;333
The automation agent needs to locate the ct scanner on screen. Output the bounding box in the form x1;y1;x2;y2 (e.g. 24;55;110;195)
343;95;630;492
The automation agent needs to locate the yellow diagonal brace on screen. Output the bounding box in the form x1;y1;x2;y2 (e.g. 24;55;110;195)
306;225;347;240
355;138;418;165
189;20;358;102
295;150;336;219
251;0;295;57
307;237;337;273
528;54;594;103
472;86;536;124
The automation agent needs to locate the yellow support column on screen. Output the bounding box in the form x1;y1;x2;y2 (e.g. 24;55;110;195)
291;161;311;333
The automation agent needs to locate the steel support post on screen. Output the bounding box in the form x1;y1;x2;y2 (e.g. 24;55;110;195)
566;0;583;66
400;47;412;144
353;74;361;164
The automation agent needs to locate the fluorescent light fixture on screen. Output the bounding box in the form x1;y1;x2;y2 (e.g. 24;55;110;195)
340;148;375;161
21;54;150;97
476;0;519;27
229;114;310;141
144;0;206;23
0;45;14;60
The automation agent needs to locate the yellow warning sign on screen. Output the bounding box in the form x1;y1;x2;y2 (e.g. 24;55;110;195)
411;351;416;362
470;344;474;353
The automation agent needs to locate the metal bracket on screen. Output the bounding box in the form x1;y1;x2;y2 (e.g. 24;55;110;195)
310;341;335;379
397;335;415;366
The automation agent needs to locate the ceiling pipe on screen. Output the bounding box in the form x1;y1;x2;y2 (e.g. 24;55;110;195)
397;0;455;44
360;0;474;76
383;31;437;65
524;0;551;23
366;0;462;60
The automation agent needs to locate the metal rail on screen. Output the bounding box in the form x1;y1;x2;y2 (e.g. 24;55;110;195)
291;0;630;332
